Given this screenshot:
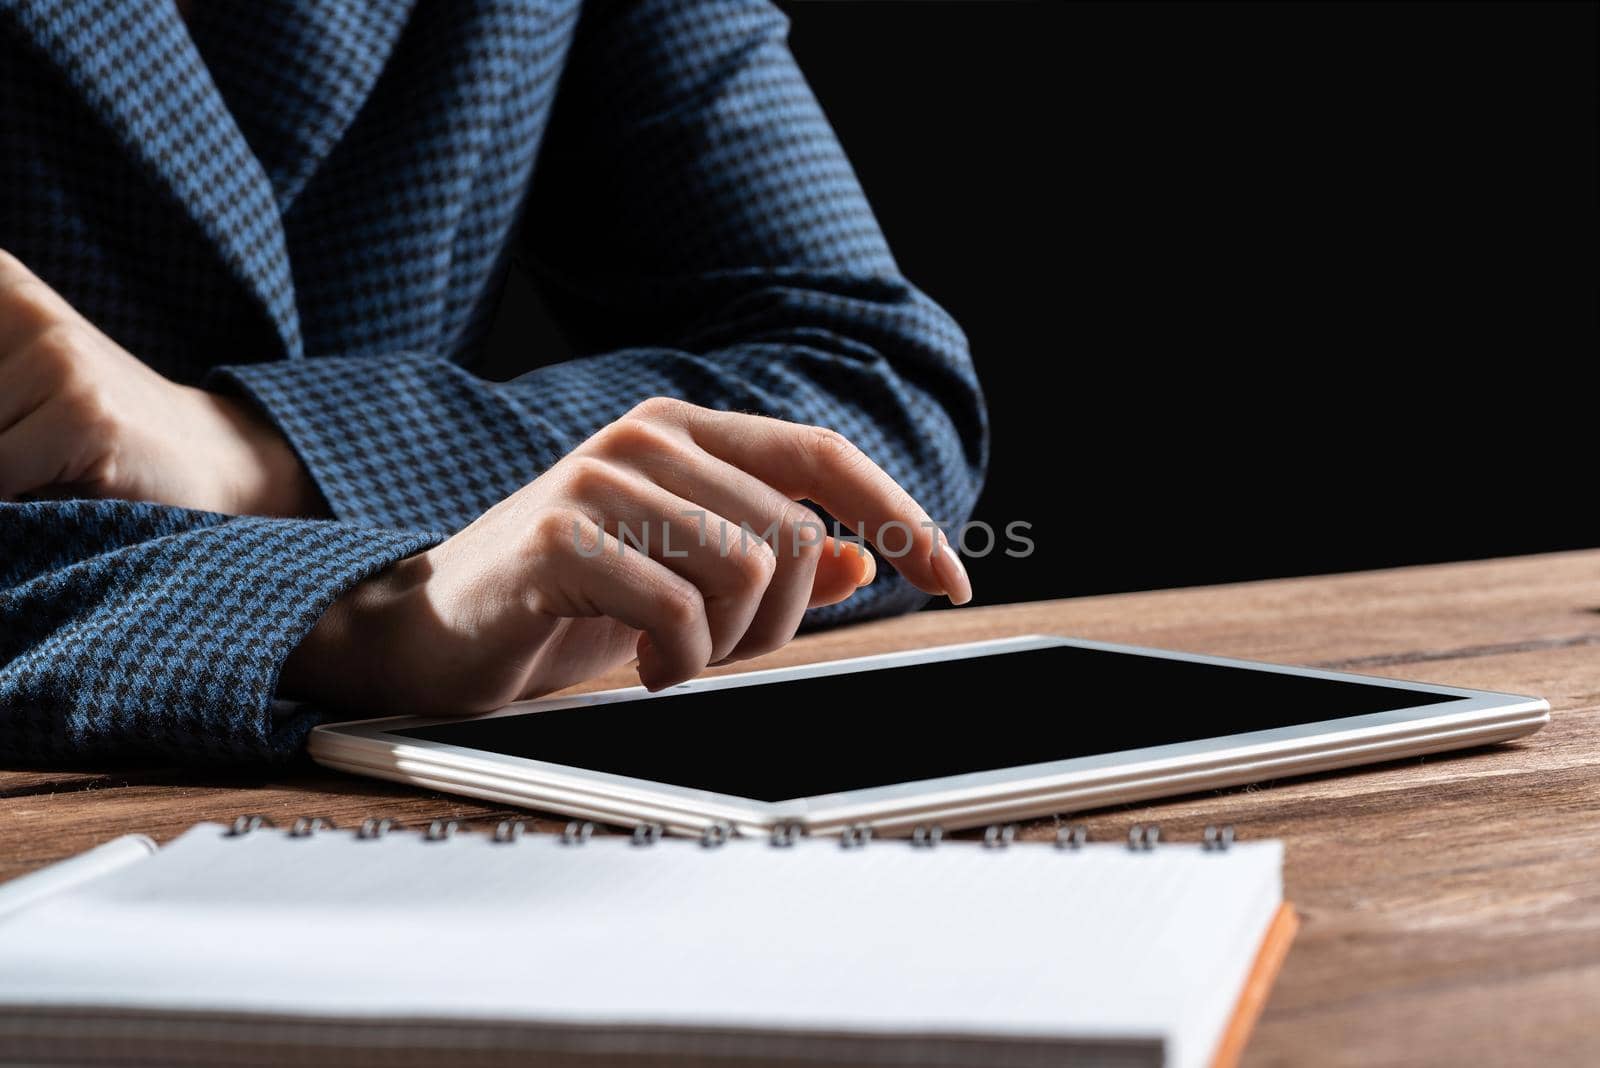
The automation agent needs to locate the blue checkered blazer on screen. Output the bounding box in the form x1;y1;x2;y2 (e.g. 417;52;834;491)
0;0;986;764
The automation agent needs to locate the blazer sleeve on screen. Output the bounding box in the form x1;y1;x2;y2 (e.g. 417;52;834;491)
208;0;988;625
0;500;439;765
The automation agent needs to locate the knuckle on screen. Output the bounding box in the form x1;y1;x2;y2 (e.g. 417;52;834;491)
58;382;112;434
804;425;857;466
627;396;688;423
522;584;556;619
730;537;778;590
778;501;825;555
561;456;625;500
594;415;680;459
31;321;88;365
658;582;707;630
6;280;67;338
76;402;114;440
525;507;584;559
779;500;823;531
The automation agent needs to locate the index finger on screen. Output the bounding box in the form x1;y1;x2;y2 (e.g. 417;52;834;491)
676;406;968;601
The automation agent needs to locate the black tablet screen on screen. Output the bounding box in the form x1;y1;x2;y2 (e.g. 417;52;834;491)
394;643;1458;802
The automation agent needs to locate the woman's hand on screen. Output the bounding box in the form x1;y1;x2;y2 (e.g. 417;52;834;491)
0;250;321;516
284;397;972;714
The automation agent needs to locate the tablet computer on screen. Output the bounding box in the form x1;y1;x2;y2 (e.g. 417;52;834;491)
308;635;1548;835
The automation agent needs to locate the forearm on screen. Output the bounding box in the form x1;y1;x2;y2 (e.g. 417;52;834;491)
278;549;434;715
191;388;327;518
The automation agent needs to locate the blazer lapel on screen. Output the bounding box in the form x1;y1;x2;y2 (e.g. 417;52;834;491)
187;0;417;216
2;0;303;359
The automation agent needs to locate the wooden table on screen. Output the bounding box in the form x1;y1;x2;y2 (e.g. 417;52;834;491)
4;550;1598;1065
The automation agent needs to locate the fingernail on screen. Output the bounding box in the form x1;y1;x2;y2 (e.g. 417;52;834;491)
931;531;972;605
854;544;877;587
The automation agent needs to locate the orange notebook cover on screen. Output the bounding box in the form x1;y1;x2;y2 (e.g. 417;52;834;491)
1211;903;1300;1068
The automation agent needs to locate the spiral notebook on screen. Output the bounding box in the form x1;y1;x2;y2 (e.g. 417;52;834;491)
0;820;1295;1068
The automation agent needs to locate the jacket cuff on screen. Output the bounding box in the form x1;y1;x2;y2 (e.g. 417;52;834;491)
231;521;444;760
209;353;561;532
0;511;440;765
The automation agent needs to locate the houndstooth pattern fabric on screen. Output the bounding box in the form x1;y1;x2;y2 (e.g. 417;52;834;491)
0;0;987;764
0;501;439;763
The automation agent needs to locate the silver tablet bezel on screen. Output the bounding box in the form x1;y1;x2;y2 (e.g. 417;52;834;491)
308;635;1549;835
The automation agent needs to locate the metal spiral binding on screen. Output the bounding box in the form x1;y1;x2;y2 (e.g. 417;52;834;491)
982;824;1017;849
1126;824;1161;850
226;814;272;837
222;814;1238;851
493;820;526;843
1055;824;1088;849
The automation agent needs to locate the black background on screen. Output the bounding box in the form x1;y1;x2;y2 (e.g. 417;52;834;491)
489;1;1597;608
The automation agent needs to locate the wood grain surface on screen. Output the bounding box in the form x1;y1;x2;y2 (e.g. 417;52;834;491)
4;550;1598;1066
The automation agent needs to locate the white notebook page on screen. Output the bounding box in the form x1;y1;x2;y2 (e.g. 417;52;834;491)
0;823;1282;1068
